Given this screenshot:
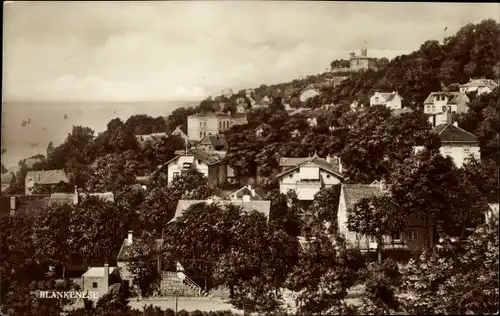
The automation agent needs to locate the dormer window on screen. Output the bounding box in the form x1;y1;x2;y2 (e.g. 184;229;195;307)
375;97;379;102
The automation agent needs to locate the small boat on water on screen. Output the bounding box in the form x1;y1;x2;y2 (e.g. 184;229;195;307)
21;121;27;127
64;114;68;120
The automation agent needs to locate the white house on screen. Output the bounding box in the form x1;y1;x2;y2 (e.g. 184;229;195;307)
299;87;321;103
414;123;480;168
275;154;343;201
423;91;470;116
459;78;498;96
369;92;403;110
161;148;227;186
225;184;264;202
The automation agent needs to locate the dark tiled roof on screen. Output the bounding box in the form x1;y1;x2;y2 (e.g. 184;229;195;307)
342;184;386;211
116;238;164;261
173;200;271;221
26;170;69;185
200;134;228;151
423;92;467;105
433;124;479;143
277;155;343;179
171;148;224;166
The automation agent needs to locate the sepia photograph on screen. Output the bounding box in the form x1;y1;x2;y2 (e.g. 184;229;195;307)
1;1;499;315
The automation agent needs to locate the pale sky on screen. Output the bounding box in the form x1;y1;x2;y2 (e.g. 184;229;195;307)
3;1;499;102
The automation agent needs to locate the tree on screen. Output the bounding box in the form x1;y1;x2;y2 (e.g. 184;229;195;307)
1;163;7;173
68;196;125;264
390;149;489;245
163;203;241;292
347;195;405;262
126;234;163;297
285;230;360;315
460;156;499;203
400;216;499;314
166;107;197;133
312;185;341;225
86;152;138;194
0;216;43;306
32;204;74;278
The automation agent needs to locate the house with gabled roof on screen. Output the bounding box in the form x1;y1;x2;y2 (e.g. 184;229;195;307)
162;148;227;186
171;126;189;144
199;134;228;152
370;91;403;110
25;170;69;195
337;182;435;253
423;91;469;116
414;123;480;168
459;78;498;96
275;154;344;202
225;184;265;202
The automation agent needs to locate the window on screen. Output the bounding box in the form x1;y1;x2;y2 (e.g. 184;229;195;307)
408;230;418;241
442;106;446;112
200;122;203;128
219;121;222;129
173;172;179;178
198;160;202;164
203;122;207;128
203;132;206;137
375;97;379;102
92;282;98;288
200;132;203;138
464;147;470;153
326;175;331;179
392;232;402;241
426;106;431;112
432;106;435;112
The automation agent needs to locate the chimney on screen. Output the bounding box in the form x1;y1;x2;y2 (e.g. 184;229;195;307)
10;196;16;216
380;180;387;191
242;195;251;202
104;264;110;293
73;186;79;205
337;157;343;174
127;231;133;245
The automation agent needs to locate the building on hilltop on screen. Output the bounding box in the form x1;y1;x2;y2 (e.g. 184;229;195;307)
414;122;480;168
187;111;247;141
459;78;498;96
331;48;378;73
369;91;403;109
